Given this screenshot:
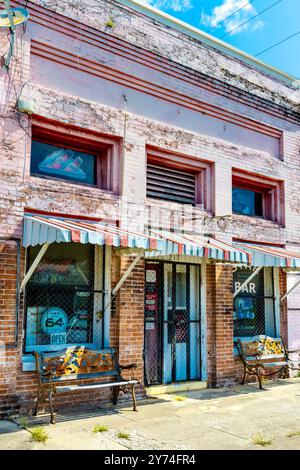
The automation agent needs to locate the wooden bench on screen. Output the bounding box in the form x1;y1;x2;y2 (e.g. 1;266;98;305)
34;347;139;424
237;335;300;389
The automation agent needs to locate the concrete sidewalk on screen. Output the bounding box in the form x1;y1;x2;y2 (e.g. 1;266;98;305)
1;378;300;450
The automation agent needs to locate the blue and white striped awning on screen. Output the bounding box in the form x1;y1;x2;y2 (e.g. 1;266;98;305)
234;242;300;268
23;214;165;250
22;214;250;263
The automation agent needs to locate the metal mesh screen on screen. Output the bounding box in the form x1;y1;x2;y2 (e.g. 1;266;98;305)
25;243;104;352
233;267;276;338
145;262;201;386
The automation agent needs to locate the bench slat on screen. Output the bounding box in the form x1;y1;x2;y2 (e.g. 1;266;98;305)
55;380;139;393
260;362;288;368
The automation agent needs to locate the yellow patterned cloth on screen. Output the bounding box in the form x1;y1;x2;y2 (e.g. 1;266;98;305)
241;336;285;357
42;348;115;377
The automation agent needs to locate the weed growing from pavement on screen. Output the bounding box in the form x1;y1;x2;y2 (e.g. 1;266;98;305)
93;425;109;433
173;395;186;401
30;427;49;443
19;417;29;428
117;431;130;440
252;432;272;447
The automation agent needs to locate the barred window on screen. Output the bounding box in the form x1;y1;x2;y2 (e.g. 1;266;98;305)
146;148;214;211
233;267;276;338
147;163;196;205
25;243;103;352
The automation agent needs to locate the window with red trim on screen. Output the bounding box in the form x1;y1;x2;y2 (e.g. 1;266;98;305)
146;148;213;211
30;121;120;193
232;170;284;225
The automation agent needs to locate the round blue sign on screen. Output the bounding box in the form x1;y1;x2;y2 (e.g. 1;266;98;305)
41;308;68;335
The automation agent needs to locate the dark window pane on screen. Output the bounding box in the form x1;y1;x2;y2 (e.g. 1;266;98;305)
31;141;96;185
254;192;263;217
233;268;265;337
232;187;263;216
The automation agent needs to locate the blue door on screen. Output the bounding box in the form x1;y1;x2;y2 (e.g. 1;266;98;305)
145;262;201;385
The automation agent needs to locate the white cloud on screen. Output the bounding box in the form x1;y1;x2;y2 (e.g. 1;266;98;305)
201;0;263;35
138;0;193;13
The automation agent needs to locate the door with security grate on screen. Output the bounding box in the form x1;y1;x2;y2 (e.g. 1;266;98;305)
144;262;201;385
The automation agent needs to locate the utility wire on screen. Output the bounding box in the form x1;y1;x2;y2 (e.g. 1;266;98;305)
255;30;300;56
207;0;255;33
220;0;282;39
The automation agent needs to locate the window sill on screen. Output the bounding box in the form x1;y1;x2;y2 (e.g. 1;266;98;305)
28;174;118;197
232;213;282;228
22;354;36;372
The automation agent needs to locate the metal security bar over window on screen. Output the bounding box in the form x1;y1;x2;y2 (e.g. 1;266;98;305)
233;267;276;338
24;243;104;352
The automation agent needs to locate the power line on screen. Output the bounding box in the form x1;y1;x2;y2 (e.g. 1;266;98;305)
207;0;255;33
220;0;282;39
255;30;300;56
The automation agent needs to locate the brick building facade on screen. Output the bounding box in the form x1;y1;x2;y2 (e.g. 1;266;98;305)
0;0;300;415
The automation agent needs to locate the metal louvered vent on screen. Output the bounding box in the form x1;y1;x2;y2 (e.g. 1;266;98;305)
147;163;195;205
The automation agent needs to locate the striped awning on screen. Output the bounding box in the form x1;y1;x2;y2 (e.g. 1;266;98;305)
147;229;249;263
234;242;300;268
22;214;250;263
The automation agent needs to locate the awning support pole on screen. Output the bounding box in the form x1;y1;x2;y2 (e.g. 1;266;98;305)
233;266;263;299
280;276;300;303
20;243;49;292
104;251;144;313
112;251;144;297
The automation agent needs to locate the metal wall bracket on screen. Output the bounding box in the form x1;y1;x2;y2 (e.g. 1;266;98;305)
20;243;49;292
281;276;300;303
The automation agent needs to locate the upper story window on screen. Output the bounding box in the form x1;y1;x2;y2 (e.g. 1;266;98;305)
232;169;284;225
31;141;97;186
146;147;213;211
233;187;263;217
30;119;121;193
147;163;195;205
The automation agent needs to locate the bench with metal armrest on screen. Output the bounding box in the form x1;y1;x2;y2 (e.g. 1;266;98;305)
34;347;139;424
237;335;300;389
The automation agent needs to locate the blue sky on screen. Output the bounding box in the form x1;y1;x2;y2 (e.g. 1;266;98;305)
139;0;300;78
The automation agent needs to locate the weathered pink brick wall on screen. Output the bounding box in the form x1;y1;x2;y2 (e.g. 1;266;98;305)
0;0;299;412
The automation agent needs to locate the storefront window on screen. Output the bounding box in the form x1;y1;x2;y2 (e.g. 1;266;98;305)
25;243;102;352
233;267;276;338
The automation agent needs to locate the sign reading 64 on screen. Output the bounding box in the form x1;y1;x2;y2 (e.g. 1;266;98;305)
41;308;68;335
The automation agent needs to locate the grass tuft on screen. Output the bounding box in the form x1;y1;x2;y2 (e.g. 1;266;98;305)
287;431;300;438
173;395;186;402
117;431;130;440
18;417;29;428
252;432;272;447
93;424;109;433
30;427;49;443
